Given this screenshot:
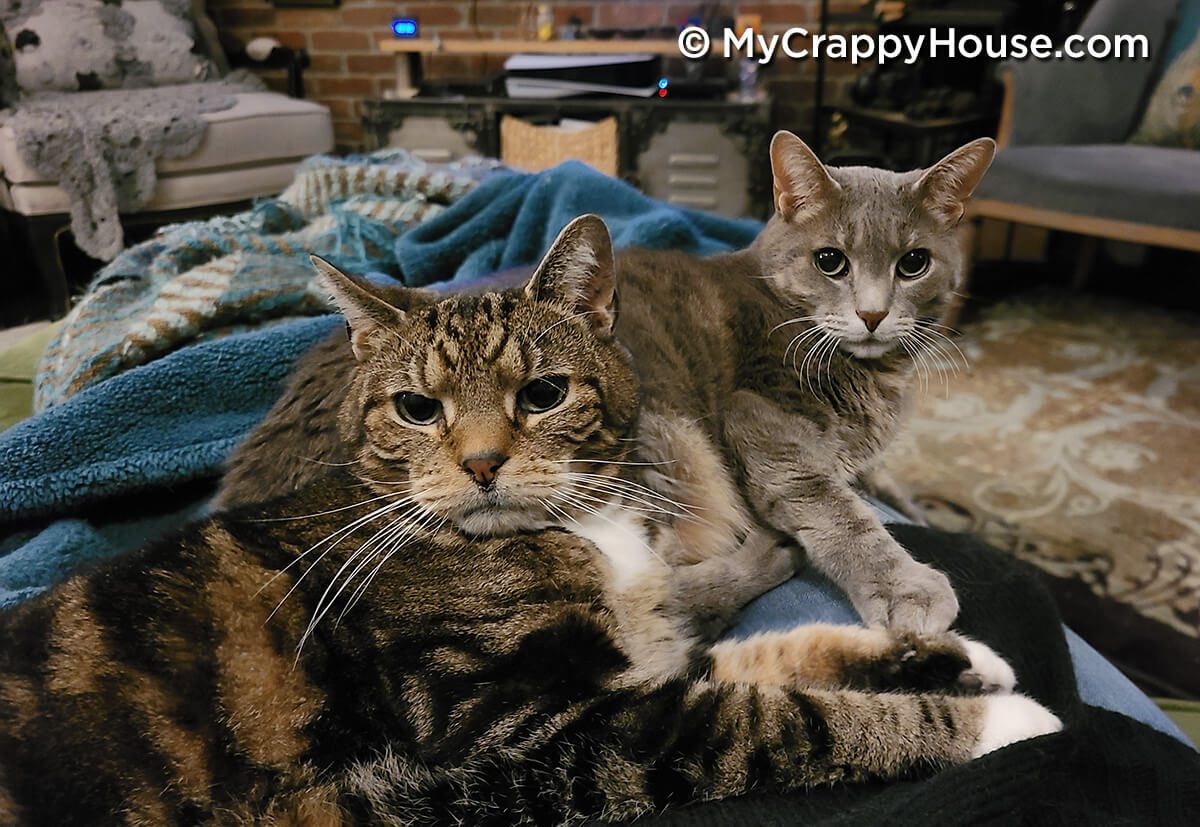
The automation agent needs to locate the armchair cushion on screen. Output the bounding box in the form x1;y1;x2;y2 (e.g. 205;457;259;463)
1004;0;1179;146
0;92;333;215
976;144;1200;230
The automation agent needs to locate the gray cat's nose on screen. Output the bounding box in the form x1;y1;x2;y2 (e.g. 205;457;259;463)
857;310;888;333
462;452;507;488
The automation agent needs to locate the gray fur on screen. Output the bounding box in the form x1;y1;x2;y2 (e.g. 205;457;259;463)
616;133;995;634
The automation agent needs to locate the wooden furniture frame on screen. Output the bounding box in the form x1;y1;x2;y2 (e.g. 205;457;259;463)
964;71;1200;298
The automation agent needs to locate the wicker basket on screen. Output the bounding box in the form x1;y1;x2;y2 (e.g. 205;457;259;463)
500;115;619;177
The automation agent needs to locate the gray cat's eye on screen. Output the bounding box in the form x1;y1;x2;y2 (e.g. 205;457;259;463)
813;248;849;278
518;375;569;414
394;392;442;425
896;249;931;279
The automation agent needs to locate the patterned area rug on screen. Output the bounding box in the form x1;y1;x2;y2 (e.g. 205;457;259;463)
882;291;1200;697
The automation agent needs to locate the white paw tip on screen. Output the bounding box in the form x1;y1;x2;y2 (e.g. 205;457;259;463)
972;694;1063;758
959;637;1017;694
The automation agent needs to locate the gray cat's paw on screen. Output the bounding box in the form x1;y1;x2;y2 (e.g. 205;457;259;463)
735;529;796;589
857;556;959;635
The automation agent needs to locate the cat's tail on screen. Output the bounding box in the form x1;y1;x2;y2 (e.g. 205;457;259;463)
344;680;1061;823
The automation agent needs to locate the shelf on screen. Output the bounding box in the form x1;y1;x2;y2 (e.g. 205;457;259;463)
378;38;683;56
826;9;1009;27
824;104;989;131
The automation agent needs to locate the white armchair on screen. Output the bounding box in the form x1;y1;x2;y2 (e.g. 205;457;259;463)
0;0;333;317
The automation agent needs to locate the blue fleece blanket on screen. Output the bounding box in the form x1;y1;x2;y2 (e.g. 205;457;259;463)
0;161;761;606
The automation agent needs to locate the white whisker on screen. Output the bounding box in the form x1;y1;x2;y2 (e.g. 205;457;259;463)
818;332;839;393
532;310;600;345
797;329;830;397
563;481;684;524
300;456;363;468
550;458;677;468
904;327;949;387
297;502;432;653
336;507;443;624
563;472;703;515
249;488;412;523
259;494;416;606
562;485;676;529
783;324;827;367
899;335;932;392
767;315;822;337
911;320;970;371
551;490;668;567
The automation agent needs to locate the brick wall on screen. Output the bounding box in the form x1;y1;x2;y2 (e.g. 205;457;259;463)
205;0;860;152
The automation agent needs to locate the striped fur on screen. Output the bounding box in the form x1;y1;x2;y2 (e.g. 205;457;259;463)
0;472;1058;825
2;216;1061;822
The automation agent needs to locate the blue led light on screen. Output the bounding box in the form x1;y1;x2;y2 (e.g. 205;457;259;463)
391;18;418;38
658;78;669;89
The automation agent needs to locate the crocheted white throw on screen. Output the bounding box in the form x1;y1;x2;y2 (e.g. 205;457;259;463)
4;73;262;260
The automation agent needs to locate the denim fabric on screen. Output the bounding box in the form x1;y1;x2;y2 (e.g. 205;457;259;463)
721;571;1194;748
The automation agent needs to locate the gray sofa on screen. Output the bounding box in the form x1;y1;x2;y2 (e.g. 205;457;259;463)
969;0;1200;283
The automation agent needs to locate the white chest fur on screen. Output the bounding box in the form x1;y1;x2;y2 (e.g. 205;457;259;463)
569;504;660;591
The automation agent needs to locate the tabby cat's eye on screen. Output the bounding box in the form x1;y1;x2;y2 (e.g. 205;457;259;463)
517;375;569;414
394;392;442;425
813;248;849;278
896;249;931;279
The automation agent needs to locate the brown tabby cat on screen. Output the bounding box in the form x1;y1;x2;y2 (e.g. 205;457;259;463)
0;217;1059;825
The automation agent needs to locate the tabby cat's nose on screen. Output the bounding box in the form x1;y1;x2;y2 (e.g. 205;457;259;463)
857;310;888;333
462;452;507;488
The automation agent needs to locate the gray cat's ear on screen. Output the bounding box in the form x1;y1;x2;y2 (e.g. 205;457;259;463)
916;138;996;227
310;255;405;361
524;214;618;338
769;130;840;222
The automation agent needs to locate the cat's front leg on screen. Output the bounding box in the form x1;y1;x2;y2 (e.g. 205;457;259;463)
708;624;1017;695
723;390;959;635
669;528;795;643
856;465;929;526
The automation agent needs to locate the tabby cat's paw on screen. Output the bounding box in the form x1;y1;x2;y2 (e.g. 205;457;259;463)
870;633;972;692
866;633;1016;695
971;694;1062;758
956;636;1016;695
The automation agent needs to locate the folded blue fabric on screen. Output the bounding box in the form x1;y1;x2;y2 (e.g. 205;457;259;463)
0;160;764;604
396;161;761;288
0;316;339;522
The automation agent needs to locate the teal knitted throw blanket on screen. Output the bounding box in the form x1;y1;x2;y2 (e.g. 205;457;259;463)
34;150;498;409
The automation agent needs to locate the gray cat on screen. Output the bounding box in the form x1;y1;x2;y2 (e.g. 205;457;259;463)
616;132;995;634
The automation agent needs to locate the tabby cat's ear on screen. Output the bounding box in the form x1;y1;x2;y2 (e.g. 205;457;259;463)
524;214;618;338
915;138;996;227
310;255;405;361
769;130;841;223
